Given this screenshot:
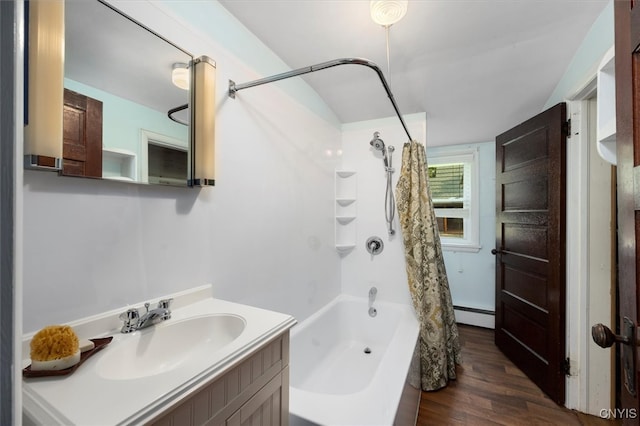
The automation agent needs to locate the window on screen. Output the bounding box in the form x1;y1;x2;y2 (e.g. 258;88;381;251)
427;149;480;252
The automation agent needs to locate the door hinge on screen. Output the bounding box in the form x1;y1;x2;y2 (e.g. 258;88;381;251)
563;119;571;138
561;357;571;376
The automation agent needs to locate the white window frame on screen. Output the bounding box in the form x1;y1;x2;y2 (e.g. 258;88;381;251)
427;148;481;253
139;129;188;184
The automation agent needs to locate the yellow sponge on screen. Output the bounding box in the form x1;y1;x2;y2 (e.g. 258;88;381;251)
30;325;80;371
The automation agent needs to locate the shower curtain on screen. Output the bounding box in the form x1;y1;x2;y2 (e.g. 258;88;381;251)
395;140;462;391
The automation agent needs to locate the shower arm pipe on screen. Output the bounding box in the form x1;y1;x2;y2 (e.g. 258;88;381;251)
228;57;414;142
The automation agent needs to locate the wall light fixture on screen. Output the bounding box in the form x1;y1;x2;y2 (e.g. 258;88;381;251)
24;0;64;171
171;63;190;91
189;56;216;187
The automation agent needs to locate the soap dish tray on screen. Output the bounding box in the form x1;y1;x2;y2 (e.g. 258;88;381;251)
23;337;113;378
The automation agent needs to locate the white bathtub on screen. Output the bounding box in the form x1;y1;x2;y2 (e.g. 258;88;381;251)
289;294;421;426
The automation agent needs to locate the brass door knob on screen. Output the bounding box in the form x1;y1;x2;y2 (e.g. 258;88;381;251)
591;323;630;348
592;318;637;396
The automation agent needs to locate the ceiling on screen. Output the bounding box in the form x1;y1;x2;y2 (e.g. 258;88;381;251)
65;1;191;119
219;0;609;146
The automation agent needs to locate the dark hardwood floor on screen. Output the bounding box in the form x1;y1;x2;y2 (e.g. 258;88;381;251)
416;325;621;425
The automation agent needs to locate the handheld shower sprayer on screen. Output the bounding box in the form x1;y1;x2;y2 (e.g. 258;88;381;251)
369;131;396;236
387;145;394;169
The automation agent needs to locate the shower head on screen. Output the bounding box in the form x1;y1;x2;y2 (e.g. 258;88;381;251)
372;139;386;151
370;131;389;168
370;131;386;151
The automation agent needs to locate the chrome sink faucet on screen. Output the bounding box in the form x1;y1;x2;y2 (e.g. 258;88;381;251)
119;298;173;333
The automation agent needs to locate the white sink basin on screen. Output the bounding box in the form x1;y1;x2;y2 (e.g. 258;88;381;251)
96;314;246;380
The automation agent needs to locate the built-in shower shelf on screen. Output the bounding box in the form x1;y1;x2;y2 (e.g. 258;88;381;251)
336;216;356;225
336;198;356;206
335;244;356;254
335;170;357;255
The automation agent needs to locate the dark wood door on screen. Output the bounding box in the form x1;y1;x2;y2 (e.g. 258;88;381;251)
610;1;640;420
494;102;567;405
63;89;103;177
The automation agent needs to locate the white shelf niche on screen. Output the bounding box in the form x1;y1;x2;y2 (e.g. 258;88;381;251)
103;148;137;181
596;46;616;166
335;170;357;255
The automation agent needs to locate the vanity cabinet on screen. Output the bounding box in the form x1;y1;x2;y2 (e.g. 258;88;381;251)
148;332;290;426
22;289;296;426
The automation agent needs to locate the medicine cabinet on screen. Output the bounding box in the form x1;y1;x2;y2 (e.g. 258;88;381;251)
24;0;216;187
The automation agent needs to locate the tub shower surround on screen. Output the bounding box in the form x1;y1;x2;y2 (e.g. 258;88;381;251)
288;295;420;426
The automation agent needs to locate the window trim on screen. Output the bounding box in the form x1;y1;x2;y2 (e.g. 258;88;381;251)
428;148;481;253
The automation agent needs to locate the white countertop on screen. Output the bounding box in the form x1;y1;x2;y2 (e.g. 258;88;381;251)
22;286;296;425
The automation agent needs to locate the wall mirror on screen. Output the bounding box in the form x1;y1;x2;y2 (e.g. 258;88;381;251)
63;0;192;186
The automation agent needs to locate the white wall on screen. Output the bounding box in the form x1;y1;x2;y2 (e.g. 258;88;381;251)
340;114;426;306
22;0;343;333
426;142;496;314
545;1;614;108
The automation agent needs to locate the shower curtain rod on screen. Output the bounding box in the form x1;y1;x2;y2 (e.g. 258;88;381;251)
228;57;414;142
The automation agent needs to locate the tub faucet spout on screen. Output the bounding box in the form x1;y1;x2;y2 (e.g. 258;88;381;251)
368;287;378;317
369;287;377;306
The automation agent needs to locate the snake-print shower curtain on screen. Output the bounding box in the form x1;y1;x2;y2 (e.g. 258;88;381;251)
395;140;462;391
